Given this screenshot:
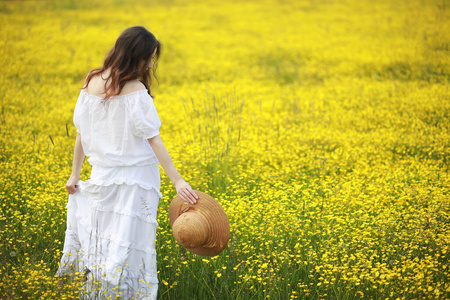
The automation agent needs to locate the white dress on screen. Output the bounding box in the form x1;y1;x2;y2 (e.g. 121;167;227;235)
57;89;162;300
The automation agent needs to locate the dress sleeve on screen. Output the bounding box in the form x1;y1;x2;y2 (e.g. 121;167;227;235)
73;91;85;134
129;92;162;139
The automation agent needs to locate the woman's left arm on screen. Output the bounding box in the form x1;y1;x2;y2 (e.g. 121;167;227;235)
66;133;85;194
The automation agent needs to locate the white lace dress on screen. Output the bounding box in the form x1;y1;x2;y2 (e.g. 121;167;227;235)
57;89;162;300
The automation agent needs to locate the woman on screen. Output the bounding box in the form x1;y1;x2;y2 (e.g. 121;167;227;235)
57;26;198;299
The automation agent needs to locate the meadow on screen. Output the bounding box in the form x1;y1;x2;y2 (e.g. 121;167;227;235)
0;0;449;299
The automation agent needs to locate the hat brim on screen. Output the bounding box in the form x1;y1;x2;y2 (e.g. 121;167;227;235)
169;191;230;256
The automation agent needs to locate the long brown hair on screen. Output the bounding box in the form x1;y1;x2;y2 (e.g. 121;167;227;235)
83;26;161;99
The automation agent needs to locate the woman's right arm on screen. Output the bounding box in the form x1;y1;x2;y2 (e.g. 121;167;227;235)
66;133;85;194
148;135;198;204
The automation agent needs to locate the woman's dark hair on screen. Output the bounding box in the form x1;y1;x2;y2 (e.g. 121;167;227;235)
83;26;161;99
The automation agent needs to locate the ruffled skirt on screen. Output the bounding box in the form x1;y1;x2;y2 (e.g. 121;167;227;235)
57;164;161;300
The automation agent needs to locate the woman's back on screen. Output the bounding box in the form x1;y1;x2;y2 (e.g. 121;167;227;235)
74;73;162;167
84;70;146;98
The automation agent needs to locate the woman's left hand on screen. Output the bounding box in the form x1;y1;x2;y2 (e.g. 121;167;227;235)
175;180;198;204
66;175;80;195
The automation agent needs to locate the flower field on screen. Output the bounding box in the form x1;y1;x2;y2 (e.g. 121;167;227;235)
1;0;449;299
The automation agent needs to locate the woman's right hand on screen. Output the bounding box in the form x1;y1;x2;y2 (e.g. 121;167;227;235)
66;175;80;195
175;179;198;204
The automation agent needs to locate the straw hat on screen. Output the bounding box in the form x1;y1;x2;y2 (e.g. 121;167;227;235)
169;191;230;257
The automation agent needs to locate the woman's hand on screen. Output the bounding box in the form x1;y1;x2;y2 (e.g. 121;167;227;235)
66;175;80;195
175;179;198;204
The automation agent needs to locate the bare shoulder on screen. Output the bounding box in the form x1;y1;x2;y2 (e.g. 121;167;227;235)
83;71;105;95
120;80;146;95
83;72;146;97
